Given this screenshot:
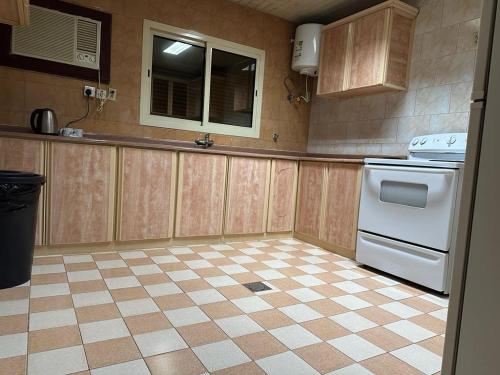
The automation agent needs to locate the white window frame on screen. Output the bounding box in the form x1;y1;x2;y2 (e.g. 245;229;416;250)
140;20;265;138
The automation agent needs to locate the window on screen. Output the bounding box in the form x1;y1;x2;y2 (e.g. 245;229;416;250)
140;21;265;138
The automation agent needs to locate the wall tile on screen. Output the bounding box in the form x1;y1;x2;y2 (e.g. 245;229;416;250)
420;25;459;60
430;112;470;133
385;90;417;118
450;81;473;112
415;85;451;115
443;0;482;27
457;18;481;52
434;51;477;85
397;115;431;143
415;0;444;35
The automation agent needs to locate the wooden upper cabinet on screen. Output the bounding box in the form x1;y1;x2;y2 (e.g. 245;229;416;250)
0;137;45;245
0;0;29;26
48;142;116;245
318;0;418;97
267;159;298;233
225;157;270;235
295;162;326;238
175;152;226;238
117;148;176;242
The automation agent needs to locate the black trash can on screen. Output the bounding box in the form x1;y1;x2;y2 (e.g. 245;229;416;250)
0;171;45;289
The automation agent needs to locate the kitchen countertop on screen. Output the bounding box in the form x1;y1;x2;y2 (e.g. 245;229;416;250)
0;125;403;163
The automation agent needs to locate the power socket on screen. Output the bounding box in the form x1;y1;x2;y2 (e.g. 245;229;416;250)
84;86;96;97
96;89;107;99
107;88;117;101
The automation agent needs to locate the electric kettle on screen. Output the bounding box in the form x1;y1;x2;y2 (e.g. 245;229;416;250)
30;108;59;135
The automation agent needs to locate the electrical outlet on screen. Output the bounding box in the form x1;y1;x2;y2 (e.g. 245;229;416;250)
107;88;117;101
96;89;107;99
84;85;96;97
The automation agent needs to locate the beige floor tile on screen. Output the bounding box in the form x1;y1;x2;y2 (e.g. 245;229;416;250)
154;294;194;310
243;262;268;272
307;299;347;316
231;273;263;284
110;286;149;302
397;283;425;296
31;273;68;285
84;336;141;369
29;325;82;353
0;286;29;301
145;348;207;375
217;285;254;299
295;342;353;373
314;272;345;283
144;249;169;257
213;361;266;375
76;303;121;324
249;309;295;330
65;262;98;272
69;280;107;294
357;291;393;305
176;254;203;261
357;306;400;325
195;267;226;277
279;267;307;277
356;278;389;290
401;297;443;313
137;273;172;286
318;262;345;272
302;318;350;341
124;258;154;266
201;301;244;319
252;254;274;262
311;284;345;298
419;335;445;356
125;312;172;335
358;327;411;351
30;295;73;313
210;258;236;266
409;314;447;334
99;267;133;278
361;353;423;375
177;279;213;292
33;256;63;265
0;355;26;375
92;253;121;261
0;314;28;335
269;278;304;291
233;331;287;360
177;321;228;347
70;371;90;375
159;263;189;272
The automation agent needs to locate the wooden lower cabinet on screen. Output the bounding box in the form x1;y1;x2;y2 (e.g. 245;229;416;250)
225;156;270;235
48;142;116;245
267;159;298;233
295;162;326;238
117;147;176;241
0;137;45;245
175;152;227;237
320;164;363;257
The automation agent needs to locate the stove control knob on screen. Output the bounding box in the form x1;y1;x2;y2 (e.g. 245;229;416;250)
420;137;428;145
412;138;419;146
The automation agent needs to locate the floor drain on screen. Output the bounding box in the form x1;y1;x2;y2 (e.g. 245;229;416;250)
243;281;272;292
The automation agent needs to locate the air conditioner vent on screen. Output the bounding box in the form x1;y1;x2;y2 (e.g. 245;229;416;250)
77;19;98;53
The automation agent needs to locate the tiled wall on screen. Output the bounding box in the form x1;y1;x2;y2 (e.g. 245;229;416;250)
307;0;482;155
0;0;310;151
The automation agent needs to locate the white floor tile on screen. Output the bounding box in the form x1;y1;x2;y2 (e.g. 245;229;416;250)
72;290;113;308
144;282;182;297
168;247;194;255
96;260;127;270
104;276;140;290
419;294;449;307
330;312;378;333
333;281;368;294
200;252;225;260
269;324;322;349
328;334;385;361
28;345;88;375
116;298;160;317
188;289;227;305
241;248;264;255
90;359;151;375
335;260;360;270
63;255;93;264
275;245;298;252
164;306;210;327
257;351;320;375
119;251;147;259
215;315;264;338
185;260;214;270
79;318;130;344
429;308;448;321
332;295;373;310
67;269;102;282
211;244;234;251
151;255;179;264
303;248;328;256
134;329;188;357
371;275;399;286
326;364;375;375
30;283;70;298
166;270;200;282
247;241;268;248
379;302;422;319
231;296;273;313
192;339;250;372
279;239;302;245
333;270;365;280
384;320;436;342
269;252;294;260
218;264;249;275
0;332;27;359
255;270;286;281
286;288;325;303
31;264;65;275
130;264;162;276
29;308;77;331
300;256;327;264
297;265;327;275
0;299;28;317
391;344;442;374
375;287;413;300
262;260;291;269
292;275;325;287
229;255;256;264
279;304;323;323
205;275;238;287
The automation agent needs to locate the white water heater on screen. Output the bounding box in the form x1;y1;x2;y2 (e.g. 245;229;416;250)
292;23;323;77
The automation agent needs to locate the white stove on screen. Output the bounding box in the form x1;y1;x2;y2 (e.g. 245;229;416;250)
356;133;467;293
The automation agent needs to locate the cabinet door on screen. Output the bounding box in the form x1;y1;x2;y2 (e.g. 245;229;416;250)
118;148;175;241
320;164;362;254
267;159;298;233
175;152;226;237
225;157;270;235
317;23;350;95
347;9;389;90
48;143;116;245
0;137;45;245
295;162;326;238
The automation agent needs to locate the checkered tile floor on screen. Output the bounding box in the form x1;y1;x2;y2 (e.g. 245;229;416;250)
0;238;448;375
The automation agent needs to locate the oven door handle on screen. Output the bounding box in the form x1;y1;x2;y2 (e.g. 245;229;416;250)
364;164;457;175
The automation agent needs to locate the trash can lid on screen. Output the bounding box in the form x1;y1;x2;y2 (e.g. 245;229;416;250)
0;171;46;185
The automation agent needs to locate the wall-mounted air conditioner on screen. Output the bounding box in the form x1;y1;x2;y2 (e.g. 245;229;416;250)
11;5;101;70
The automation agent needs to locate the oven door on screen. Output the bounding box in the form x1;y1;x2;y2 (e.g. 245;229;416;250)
359;164;459;251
